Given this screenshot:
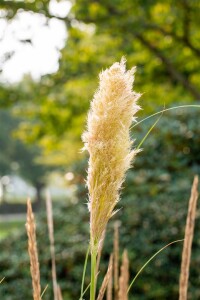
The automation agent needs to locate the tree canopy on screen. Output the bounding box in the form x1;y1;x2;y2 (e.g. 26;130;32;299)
0;0;200;165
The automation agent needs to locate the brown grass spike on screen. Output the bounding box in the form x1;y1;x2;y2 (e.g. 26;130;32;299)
26;198;41;300
46;191;58;300
118;250;129;300
179;175;199;300
97;254;113;300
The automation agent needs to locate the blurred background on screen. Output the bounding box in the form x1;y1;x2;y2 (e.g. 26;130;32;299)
0;0;200;299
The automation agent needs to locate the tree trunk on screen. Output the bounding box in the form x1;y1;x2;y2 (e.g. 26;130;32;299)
35;182;45;207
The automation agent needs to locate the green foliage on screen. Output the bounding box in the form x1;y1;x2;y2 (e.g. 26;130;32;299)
0;108;199;299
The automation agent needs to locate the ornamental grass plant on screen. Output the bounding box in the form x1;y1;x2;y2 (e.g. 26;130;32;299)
82;58;141;300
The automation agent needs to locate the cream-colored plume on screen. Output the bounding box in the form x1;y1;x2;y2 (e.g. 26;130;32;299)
82;58;141;252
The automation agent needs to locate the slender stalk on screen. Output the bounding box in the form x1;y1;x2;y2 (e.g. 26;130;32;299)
82;283;91;297
41;285;48;298
57;285;63;300
0;277;5;284
90;248;98;300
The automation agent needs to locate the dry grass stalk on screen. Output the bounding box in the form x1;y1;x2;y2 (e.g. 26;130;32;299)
57;285;63;300
82;58;141;253
106;259;113;300
118;250;129;300
46;191;58;300
179;175;199;300
97;254;113;300
26;198;41;300
113;222;120;300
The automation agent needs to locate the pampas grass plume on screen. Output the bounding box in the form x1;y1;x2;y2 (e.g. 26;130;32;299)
82;58;141;252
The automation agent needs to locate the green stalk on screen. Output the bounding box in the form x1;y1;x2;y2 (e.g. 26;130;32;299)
80;245;90;300
90;246;97;300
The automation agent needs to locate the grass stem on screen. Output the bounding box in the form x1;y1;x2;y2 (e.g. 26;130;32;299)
90;248;97;300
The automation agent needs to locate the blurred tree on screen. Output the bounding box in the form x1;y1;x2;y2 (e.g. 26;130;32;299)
0;0;199;165
0;110;52;204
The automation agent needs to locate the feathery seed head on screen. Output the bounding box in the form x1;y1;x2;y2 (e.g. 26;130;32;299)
82;58;141;252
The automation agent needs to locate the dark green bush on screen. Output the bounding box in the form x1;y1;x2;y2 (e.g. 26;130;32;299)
0;106;199;299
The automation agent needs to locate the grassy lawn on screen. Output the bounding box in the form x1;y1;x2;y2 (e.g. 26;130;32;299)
0;217;25;240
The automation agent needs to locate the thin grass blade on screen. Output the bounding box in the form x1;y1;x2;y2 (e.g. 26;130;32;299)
136;106;164;150
131;105;200;130
41;284;48;299
80;245;90;300
81;282;91;299
0;277;5;284
128;239;184;294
